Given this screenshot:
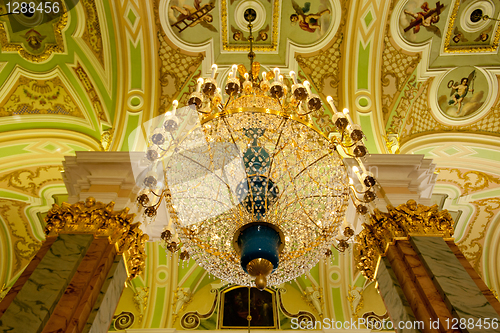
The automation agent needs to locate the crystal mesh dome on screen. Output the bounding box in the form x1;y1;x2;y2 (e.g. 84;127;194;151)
164;104;350;287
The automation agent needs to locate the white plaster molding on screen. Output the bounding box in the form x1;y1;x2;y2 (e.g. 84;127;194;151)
62;151;144;209
345;154;436;232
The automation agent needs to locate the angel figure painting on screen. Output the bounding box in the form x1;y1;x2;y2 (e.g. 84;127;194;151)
169;0;217;36
437;67;487;119
400;0;445;42
290;0;331;36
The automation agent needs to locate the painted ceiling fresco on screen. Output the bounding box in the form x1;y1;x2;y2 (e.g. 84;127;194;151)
1;0;500;329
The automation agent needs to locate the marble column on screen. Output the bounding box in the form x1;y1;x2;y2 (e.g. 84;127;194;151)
357;200;500;333
0;198;147;333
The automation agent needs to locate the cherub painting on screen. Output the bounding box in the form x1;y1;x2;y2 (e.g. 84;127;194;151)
400;1;445;42
256;24;269;42
448;71;475;116
231;26;247;41
290;0;331;34
474;25;492;42
169;0;217;33
452;27;468;44
438;67;486;118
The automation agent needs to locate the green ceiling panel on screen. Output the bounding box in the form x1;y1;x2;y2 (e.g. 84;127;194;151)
357;41;370;90
0;144;31;158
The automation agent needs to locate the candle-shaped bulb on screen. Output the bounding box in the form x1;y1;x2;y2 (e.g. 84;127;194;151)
196;78;204;92
273;67;280;82
326;96;338;113
279;75;283;83
303;80;312;95
211;64;218;79
290;71;298;84
352;166;363;183
262;71;268;81
359;162;367;174
244;72;249;80
343;108;354;125
231;64;238;79
167;100;178;116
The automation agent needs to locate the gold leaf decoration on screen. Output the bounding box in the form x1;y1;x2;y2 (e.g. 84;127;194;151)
356;200;454;281
44;197;148;280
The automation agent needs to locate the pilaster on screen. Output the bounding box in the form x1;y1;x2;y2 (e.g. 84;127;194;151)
0;198;147;333
356;200;500;333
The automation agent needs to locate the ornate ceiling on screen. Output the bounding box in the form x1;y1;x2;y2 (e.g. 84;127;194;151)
0;0;499;329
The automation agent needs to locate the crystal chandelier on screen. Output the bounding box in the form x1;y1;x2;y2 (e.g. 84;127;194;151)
136;9;377;289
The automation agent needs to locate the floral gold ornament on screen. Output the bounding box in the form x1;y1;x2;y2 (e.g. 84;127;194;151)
137;8;377;289
44;197;148;280
355;199;455;281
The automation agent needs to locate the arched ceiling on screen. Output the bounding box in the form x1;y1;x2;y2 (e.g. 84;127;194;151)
1;0;500;327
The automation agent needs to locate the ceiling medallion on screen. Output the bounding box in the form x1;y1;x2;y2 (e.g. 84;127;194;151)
137;8;378;289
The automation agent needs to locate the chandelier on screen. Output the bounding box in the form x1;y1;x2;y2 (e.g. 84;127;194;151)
136;9;377;290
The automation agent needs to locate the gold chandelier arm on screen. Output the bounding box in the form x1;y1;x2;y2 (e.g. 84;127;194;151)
263;117;287;210
176;152;233;192
219;116;256;215
291;153;330;181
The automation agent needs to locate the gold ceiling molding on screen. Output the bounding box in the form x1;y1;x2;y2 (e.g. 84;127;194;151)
133;286;149;324
99;128;114;151
356;199;454;281
221;0;279;52
0;75;84;118
461;95;500;134
154;0;204;115
295;0;348;93
387;74;421;135
0;199;41;275
296;33;343;95
457;197;500;276
300;285;324;320
81;0;104;66
73;63;108;123
347;285;363;319
400;78;448;142
157;36;204;114
436;168;500;196
44;197;148;280
0;166;63;197
0;1;67;63
381;34;421;123
443;0;500;54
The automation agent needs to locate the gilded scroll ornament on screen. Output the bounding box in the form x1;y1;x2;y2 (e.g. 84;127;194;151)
44;197;148;280
436;168;500;196
180;289;219;329
113;311;135;330
0;284;9;302
355;199;454;281
133;286;149;323
276;287;316;324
